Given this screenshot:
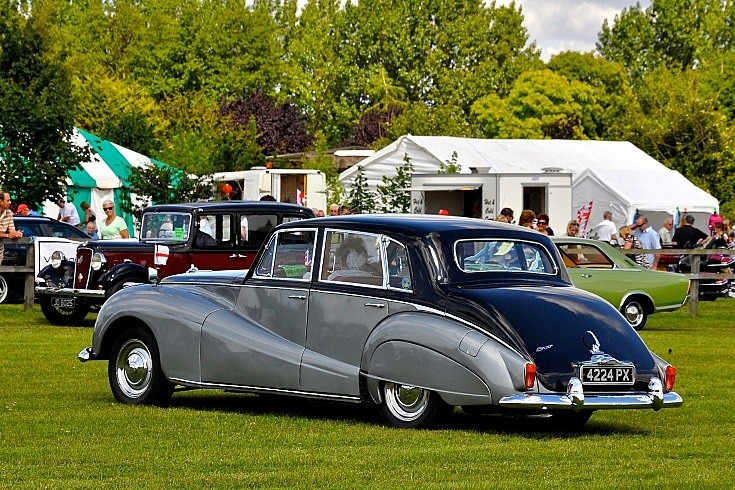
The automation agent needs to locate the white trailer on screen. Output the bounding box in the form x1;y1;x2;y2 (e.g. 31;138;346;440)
408;169;572;226
212;167;327;212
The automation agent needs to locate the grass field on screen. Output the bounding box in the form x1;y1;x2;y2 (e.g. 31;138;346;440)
1;299;734;489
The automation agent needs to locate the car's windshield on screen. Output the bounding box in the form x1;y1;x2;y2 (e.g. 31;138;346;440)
455;239;557;275
140;212;191;242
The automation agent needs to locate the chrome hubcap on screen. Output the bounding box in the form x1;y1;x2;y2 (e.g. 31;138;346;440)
384;383;430;422
116;340;153;398
624;303;643;326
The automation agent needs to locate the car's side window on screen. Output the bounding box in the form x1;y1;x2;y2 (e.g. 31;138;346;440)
195;214;233;248
254;230;316;280
239;214;278;246
386;238;412;292
320;231;384;287
557;244;613;269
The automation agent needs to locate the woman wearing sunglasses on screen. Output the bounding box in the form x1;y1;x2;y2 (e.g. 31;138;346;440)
99;200;130;239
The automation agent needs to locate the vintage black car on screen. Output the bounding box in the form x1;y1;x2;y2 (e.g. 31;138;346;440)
36;201;313;325
1;216;90;304
79;215;682;429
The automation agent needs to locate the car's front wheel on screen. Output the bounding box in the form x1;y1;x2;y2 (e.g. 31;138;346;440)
39;296;89;325
0;274;9;304
380;382;452;428
108;327;173;406
621;298;647;330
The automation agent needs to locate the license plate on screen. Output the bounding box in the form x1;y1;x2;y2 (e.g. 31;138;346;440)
580;365;635;385
51;297;75;309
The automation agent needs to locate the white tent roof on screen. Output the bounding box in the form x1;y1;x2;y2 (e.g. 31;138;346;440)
340;135;719;219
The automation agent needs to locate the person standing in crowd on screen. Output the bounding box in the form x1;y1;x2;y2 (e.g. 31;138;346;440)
80;201;95;225
99;200;129;239
536;213;554;235
499;207;514;223
594;211;618;244
633;215;660;269
672;215;708;248
316;209;325;217
518;210;536;229
329;204;340;216
563;220;580;237
57;197;81;227
16;204;40;217
658;218;674;246
495;214;510;223
711;221;732;248
339;205;351;215
0;191;24;263
619;225;649;268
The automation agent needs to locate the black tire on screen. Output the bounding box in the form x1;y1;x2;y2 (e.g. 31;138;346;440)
380;382;453;429
108;327;174;406
621;298;647;330
40;296;90;325
0;274;9;304
547;410;594;429
105;279;129;299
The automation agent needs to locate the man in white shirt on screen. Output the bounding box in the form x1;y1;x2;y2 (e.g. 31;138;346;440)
57;198;81;227
594;211;618;244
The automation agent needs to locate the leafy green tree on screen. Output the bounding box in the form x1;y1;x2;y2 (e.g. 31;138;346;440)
619;67;735;209
547;52;635;139
0;2;88;208
124;163;214;221
376;103;480;149
346;166;376;214
376;154;413;213
471;69;601;139
302;131;344;206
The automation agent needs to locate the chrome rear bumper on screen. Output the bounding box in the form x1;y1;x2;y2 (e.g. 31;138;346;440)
35;286;106;299
499;377;683;411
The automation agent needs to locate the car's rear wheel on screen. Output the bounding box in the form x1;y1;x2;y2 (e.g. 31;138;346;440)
621;298;647;330
108;327;173;406
39;296;90;325
380;382;452;428
0;274;9;304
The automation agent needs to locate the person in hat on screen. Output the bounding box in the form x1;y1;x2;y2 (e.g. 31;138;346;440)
16;204;40;217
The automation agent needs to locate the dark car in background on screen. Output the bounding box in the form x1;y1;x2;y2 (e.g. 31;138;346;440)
35;201;314;325
79;215;682;429
0;217;90;304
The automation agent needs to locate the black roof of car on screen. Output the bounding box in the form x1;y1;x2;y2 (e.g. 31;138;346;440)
13;216;90;238
291;214;546;239
143;201;314;215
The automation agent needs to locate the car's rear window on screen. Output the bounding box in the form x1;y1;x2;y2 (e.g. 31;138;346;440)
455;239;557;275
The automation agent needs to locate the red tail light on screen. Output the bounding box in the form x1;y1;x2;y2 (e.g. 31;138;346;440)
665;365;677;391
524;362;537;389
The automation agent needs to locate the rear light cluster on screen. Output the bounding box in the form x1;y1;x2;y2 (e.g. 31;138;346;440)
524;362;537;389
665;365;677;391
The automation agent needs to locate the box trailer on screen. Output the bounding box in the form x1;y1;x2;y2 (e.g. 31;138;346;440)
212;168;327;212
407;169;572;226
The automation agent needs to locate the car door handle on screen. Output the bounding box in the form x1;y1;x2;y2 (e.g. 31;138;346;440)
288;295;307;300
364;302;385;308
230;254;247;259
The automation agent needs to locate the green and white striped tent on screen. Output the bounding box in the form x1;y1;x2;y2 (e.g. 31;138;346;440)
43;128;170;237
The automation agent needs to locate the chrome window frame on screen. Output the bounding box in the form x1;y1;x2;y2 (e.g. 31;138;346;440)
253;227;318;282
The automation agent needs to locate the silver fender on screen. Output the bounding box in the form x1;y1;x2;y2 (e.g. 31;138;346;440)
361;311;525;406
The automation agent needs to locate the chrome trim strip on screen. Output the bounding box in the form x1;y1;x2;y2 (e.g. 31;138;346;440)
35;286;106;298
168;377;362;403
498;391;683;410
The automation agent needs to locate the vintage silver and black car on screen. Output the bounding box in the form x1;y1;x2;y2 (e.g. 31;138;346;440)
78;215;682;429
36;201;313;325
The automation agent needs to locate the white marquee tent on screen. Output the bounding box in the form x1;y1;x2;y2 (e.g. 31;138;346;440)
340;135;719;232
